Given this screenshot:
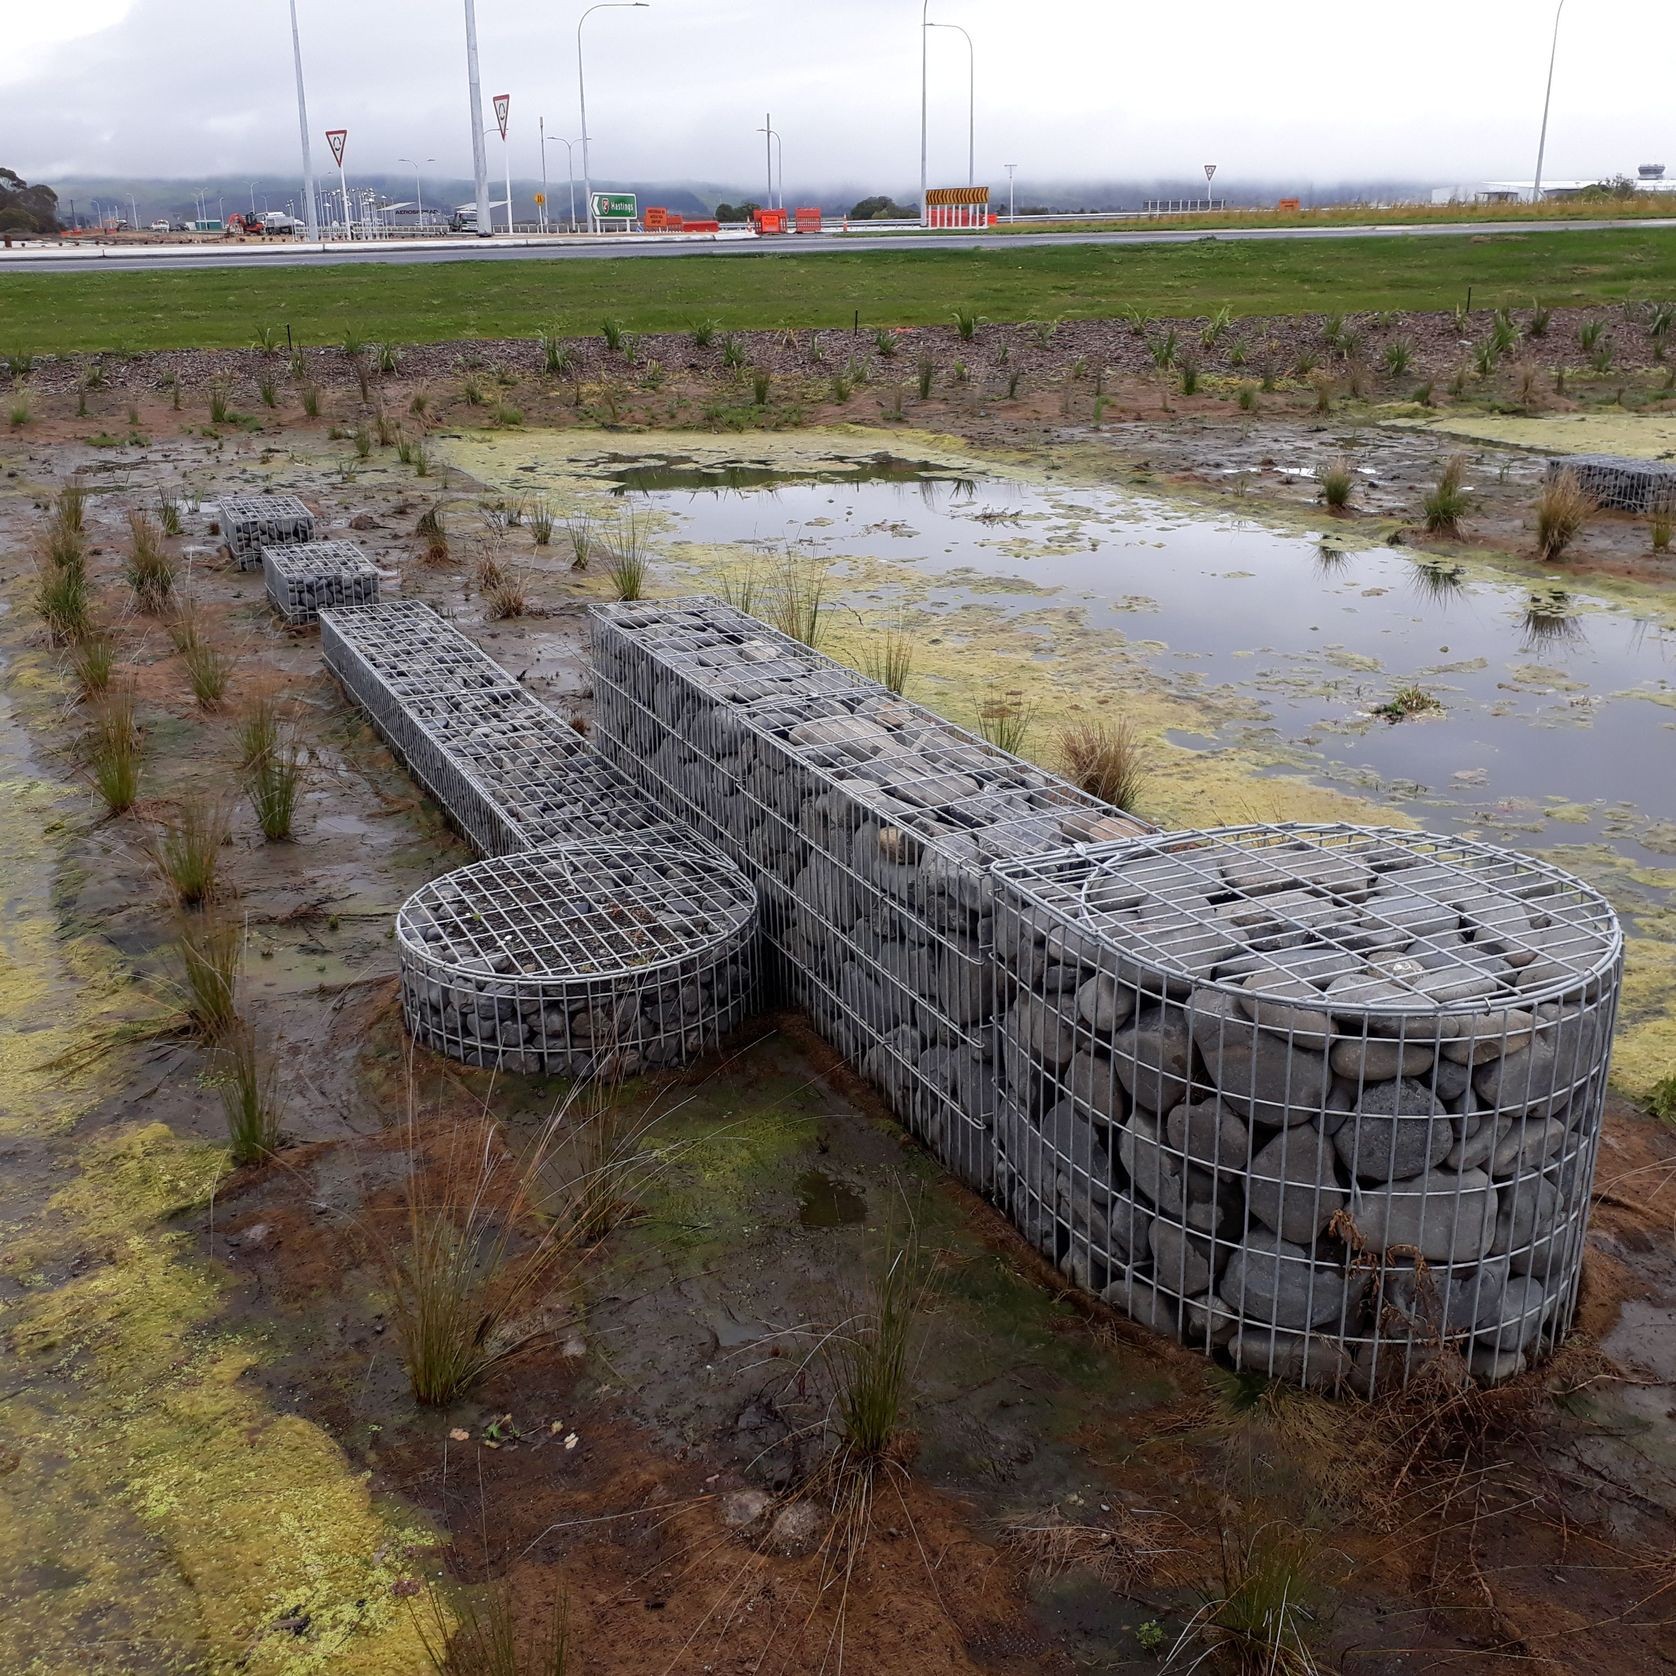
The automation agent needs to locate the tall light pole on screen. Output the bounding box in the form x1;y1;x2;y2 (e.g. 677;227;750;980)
756;115;782;209
399;156;435;229
287;0;320;240
926;20;974;187
919;0;930;225
578;2;649;234
1533;0;1567;203
543;130;582;231
462;0;493;234
1005;161;1016;222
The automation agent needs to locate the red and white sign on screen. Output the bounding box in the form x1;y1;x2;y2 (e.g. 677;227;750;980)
493;95;510;141
325;129;348;167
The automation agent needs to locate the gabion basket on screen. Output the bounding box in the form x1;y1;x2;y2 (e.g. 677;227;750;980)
220;493;316;571
1546;454;1676;515
262;540;382;626
399;841;758;1076
320;602;682;856
990;824;1622;1392
589;597;1151;1189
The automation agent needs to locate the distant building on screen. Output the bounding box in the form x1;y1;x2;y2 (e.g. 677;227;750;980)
1432;163;1674;205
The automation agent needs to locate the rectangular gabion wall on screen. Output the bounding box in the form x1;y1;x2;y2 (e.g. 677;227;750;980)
263;540;382;625
990;826;1621;1395
321;601;681;855
221;493;316;571
589;597;1151;1190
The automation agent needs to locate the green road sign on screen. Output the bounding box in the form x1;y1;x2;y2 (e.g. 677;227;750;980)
591;192;638;220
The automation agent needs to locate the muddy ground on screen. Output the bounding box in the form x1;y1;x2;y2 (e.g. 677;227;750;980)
3;340;1676;1675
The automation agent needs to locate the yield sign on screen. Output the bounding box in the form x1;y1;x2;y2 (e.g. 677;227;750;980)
325;129;348;167
493;94;510;141
1203;163;1218;183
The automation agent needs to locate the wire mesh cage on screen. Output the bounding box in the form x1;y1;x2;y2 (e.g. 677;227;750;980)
990;824;1622;1392
320;602;681;856
220;493;316;571
262;540;382;626
589;597;1152;1190
1546;454;1676;515
399;841;759;1076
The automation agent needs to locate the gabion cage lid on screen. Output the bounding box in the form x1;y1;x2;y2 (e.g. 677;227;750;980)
262;540;381;577
223;492;313;518
397;841;758;982
994;823;1621;1015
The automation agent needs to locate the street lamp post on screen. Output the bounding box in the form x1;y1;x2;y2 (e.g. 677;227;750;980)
1533;0;1567;203
1005;161;1016;222
543;130;583;232
919;0;929;225
461;0;493;234
756;115;783;210
287;0;321;240
399;157;436;230
578;1;650;234
926;20;974;187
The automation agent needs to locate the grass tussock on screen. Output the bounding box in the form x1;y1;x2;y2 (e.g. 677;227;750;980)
605;512;650;601
415;1576;572;1676
1536;468;1590;561
35;558;90;644
71;630;115;698
1001;1506;1186;1592
1422;455;1471;536
765;545;828;648
125;509;177;612
484;566;530;619
859;616;915;695
1317;456;1354;511
1372;683;1444;723
176;906;243;1036
87;687;142;814
215;1017;283;1166
716;562;759;615
418;502;451;564
244;701;305;841
528;498;555;546
172;607;233;709
976;687;1034;755
1058;715;1147;811
147;793;232;907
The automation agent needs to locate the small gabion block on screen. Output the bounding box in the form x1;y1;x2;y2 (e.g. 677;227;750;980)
1545;454;1676;515
398;840;759;1077
221;493;316;570
262;540;381;625
990;824;1622;1392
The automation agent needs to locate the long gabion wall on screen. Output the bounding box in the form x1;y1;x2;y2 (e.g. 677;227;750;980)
399;841;757;1077
589;598;1152;1190
321;601;680;854
991;826;1621;1394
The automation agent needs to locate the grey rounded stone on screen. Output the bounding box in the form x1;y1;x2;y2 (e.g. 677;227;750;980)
1440;1010;1536;1065
1350;1167;1500;1264
1218;1230;1350;1331
1076;972;1136;1034
1475;1275;1551;1354
1111;1006;1193;1114
1165;1096;1253;1171
1149;1220;1216;1296
1008;995;1077;1070
1067;1049;1128;1126
1191;991;1333;1125
1118;1107;1185;1216
1235;969;1334;1042
1247;1124;1346;1243
1337;1079;1453;1181
1228;1327;1355;1391
1329;1036;1437;1083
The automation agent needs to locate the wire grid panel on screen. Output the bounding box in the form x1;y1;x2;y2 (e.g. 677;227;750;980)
589;597;1152;1190
320;602;686;856
262;540;382;625
220;493;316;571
1546;454;1676;515
991;824;1622;1392
399;841;759;1075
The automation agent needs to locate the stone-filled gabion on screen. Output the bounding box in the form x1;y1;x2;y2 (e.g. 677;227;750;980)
320;602;680;855
398;841;758;1076
990;825;1621;1391
220;493;316;571
1545;453;1676;515
262;540;382;626
589;598;1151;1189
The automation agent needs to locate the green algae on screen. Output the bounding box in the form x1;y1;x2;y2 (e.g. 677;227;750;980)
1400;409;1676;460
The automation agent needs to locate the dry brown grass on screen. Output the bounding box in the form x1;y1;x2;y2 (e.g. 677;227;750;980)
1536;468;1591;561
1000;1505;1188;1591
1059;715;1148;811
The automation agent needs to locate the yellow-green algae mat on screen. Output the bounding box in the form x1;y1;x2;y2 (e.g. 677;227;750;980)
0;657;433;1672
442;423;1676;1106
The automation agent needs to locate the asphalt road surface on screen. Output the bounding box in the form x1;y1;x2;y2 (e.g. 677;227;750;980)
8;217;1676;275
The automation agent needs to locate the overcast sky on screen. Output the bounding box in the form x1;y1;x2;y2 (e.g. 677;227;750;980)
5;0;1670;194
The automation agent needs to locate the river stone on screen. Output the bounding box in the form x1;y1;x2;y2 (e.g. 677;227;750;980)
1191;990;1332;1125
1165;1096;1253;1171
1380;1253;1511;1339
1475;1275;1551;1354
787;713;892;756
1149;1221;1216;1296
1329;1036;1437;1083
1218;1230;1350;1331
1247;1124;1346;1243
1440;1010;1536;1064
1489;1113;1571;1177
1076;971;1136;1034
1236;969;1334;1042
1473;1039;1579;1119
1446;1114;1502;1172
1351;1167;1500;1263
1067;1049;1128;1126
1111;1006;1193;1113
1492;1168;1572;1275
1336;1079;1453;1181
1218;844;1376;900
1107;1191;1155;1267
1009;995;1078;1070
1228;1327;1355;1391
1118;1108;1185;1216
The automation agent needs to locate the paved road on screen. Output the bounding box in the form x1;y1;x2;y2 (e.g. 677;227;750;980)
8;217;1675;275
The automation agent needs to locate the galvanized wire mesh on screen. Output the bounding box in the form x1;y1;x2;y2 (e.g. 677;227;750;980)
990;824;1621;1393
1546;454;1676;515
262;540;382;625
399;841;758;1076
589;597;1152;1189
220;493;316;571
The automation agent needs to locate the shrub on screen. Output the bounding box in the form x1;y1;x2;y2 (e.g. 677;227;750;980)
215;1019;282;1166
148;794;231;906
87;687;141;814
1059;716;1147;811
175;907;241;1036
1422;455;1470;535
1536;468;1590;561
1318;456;1355;510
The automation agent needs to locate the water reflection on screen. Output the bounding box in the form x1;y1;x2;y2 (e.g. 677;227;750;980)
1521;590;1587;652
1409;556;1469;606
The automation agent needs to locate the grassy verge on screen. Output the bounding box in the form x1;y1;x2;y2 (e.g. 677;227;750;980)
4;226;1676;355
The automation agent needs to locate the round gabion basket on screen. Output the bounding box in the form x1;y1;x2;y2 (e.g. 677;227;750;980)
398;841;759;1077
991;824;1622;1394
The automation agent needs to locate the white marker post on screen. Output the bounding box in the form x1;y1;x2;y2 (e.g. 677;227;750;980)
326;129;349;236
494;94;512;232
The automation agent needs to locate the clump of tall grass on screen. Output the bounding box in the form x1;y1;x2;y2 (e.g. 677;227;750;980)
529;498;555;546
175;906;242;1036
87;687;141;813
1527;300;1552;338
208;383;233;426
353;423;372;459
257;371;278;408
1652;495;1674;555
1318;456;1355;510
604;512;650;600
9;382;31;427
1310;371;1337;414
71;630;115;698
245;703;304;841
57;480;88;534
125;510;176;611
418;502;450;564
566;514;595;571
1179;351;1201;395
147;793;231;906
35;559;90;644
873;326;900;358
485;566;530;619
916;354;936;399
1148;327;1179;369
156;491;183;536
1059;716;1147;811
1536;468;1590;561
765;545;827;647
976;687;1034;754
1422;455;1471;535
751;366;772;406
1382;337;1414;377
215;1018;282;1166
1578;318;1606;351
415;1577;572;1676
717;562;759;615
860;616;915;695
689;316;720;348
601;316;628;352
299;382;321;418
172;607;232;709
